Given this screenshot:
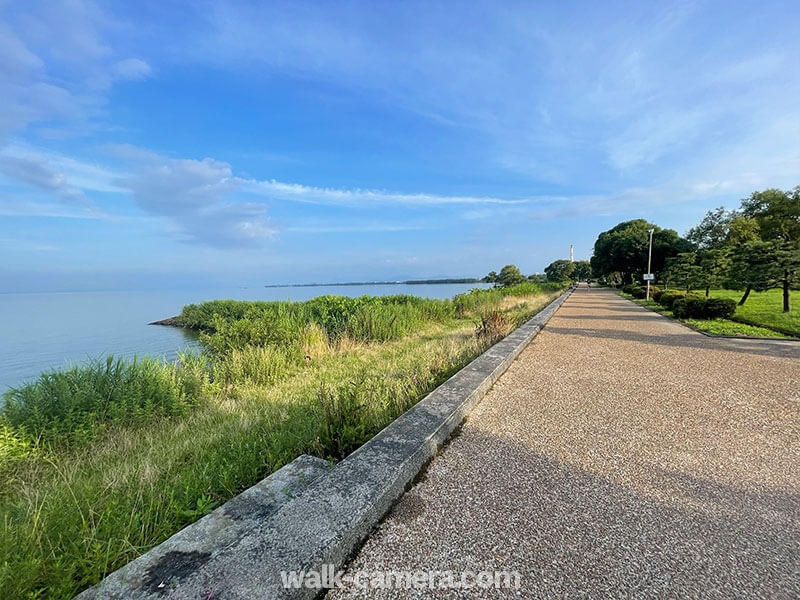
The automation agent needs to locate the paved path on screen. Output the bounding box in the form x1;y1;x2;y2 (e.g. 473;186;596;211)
330;287;800;599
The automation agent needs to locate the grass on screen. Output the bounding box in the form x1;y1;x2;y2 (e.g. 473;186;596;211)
696;288;800;337
0;284;561;599
618;292;794;339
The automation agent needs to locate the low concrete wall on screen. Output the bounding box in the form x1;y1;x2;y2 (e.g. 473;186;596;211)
78;289;572;599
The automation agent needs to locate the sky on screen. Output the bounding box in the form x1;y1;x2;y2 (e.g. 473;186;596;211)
1;0;798;292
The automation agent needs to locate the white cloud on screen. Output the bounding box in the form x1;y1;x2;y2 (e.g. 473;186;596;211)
115;151;277;248
113;58;151;80
0;1;151;141
243;179;527;207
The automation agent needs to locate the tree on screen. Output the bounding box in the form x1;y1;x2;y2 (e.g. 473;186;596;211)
527;273;548;283
571;260;592;281
697;248;731;297
740;187;800;312
496;264;526;287
544;259;575;283
686;207;735;250
591;220;692;285
727;241;783;305
725;215;761;245
663;252;704;293
482;271;498;285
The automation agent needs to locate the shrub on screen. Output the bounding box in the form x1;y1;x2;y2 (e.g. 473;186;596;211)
652;289;664;303
685;297;708;318
622;284;639;294
475;311;510;341
672;298;690;318
704;298;736;319
630;287;647;299
672;297;737;320
659;292;684;310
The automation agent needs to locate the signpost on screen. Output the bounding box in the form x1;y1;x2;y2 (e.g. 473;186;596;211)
645;228;655;301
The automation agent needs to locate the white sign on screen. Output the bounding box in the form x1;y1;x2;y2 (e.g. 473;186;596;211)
643;273;655;281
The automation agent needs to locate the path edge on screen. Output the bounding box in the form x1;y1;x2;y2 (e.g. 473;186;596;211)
77;288;572;600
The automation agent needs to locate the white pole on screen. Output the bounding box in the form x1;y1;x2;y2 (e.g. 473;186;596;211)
646;228;654;301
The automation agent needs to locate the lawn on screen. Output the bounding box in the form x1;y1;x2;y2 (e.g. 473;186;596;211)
619;294;792;339
0;284;562;599
698;288;800;337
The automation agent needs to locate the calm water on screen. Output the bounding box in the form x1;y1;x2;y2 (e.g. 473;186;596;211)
0;283;490;392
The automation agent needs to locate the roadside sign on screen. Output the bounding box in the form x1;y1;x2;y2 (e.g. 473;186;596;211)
643;274;655;281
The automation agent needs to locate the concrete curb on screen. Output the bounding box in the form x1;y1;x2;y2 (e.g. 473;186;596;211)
77;289;572;600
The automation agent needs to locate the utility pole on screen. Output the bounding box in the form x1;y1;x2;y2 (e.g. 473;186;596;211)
646;228;654;301
570;245;574;263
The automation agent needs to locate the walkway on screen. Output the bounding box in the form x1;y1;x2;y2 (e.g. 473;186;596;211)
330;287;800;598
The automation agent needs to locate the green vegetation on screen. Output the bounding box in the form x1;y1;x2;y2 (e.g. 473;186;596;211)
590;219;692;286
483;261;593;286
594;185;799;328
618;289;794;339
0;283;562;599
696;288;800;337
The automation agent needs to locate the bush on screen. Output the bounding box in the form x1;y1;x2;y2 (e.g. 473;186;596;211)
672;297;737;320
652;289;664;303
630;287;647;299
475;311;510;342
622;284;639;294
671;298;690;318
704;298;736;319
659;292;684;310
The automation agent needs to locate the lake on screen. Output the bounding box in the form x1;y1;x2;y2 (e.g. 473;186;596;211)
0;283;490;393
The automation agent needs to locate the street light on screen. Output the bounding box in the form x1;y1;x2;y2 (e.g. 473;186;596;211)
646;228;654;301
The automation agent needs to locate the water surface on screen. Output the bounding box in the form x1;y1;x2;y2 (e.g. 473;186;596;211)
0;283;489;392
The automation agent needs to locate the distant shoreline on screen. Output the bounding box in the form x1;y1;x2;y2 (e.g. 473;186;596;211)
264;278;482;288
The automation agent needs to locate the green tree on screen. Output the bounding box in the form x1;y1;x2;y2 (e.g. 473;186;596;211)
496;264;526;287
740;186;800;312
725;215;761;245
544;259;575;283
727;241;783;305
527;273;548;283
697;248;731;297
591;220;692;284
663;252;704;293
686;207;735;250
482;271;498;284
571;260;592;281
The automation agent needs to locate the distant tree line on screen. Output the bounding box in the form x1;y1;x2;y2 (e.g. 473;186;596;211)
482;259;593;288
589;186;800;312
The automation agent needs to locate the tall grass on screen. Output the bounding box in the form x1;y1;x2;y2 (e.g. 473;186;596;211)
0;284;563;598
2;354;209;446
453;281;563;316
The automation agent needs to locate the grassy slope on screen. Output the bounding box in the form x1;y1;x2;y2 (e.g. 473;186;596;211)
0;291;558;599
698;288;800;337
619;292;793;338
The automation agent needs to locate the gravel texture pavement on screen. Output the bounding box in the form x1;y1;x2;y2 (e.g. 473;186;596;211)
328;286;800;599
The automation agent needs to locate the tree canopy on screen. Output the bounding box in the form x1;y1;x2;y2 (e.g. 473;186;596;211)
544;259;574;283
590;219;691;284
496;264;526;287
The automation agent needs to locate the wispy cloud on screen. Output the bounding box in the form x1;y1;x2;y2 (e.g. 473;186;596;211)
0;0;152;142
114;151;277;248
243;179;527;207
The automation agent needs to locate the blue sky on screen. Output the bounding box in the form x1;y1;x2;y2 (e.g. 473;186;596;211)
1;0;798;292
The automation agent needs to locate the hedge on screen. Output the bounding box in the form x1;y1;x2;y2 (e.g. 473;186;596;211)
672;296;736;319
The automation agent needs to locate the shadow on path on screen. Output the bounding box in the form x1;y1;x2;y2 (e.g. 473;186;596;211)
545;325;800;359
